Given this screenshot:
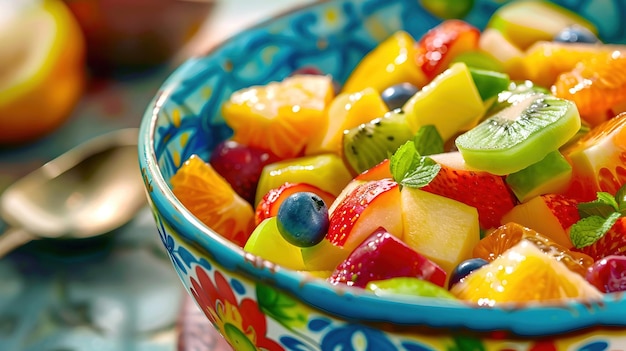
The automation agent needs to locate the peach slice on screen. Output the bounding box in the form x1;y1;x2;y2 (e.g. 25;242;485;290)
501;194;580;248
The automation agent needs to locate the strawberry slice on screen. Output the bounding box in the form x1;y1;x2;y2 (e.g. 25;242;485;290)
210;140;281;205
254;182;336;225
328;227;447;288
574;217;626;261
421;152;517;230
415;19;480;82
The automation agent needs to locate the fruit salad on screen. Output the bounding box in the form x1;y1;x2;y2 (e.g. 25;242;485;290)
170;1;626;306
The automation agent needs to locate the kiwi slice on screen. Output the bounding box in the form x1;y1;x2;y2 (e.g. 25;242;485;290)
486;80;550;116
342;109;414;174
455;93;581;175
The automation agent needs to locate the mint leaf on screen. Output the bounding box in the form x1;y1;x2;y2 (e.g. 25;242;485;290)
597;192;619;210
390;141;441;189
570;212;621;249
413;125;444;156
578;192;619;218
390;141;420;182
400;156;441;188
578;202;619;219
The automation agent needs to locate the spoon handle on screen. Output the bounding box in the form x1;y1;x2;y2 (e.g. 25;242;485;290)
0;227;36;258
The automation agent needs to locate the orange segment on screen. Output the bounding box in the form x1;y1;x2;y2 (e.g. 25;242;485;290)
171;155;255;247
451;240;602;306
552;52;626;126
522;41;624;88
222;74;335;159
473;222;593;276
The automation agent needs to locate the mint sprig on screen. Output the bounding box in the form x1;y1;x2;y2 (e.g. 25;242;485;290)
390;141;440;189
413;125;444;156
577;192;619;218
570;185;626;249
570;212;620;249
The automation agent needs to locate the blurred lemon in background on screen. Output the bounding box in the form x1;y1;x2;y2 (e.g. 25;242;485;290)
0;0;86;145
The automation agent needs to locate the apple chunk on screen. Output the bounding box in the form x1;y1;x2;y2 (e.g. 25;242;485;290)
302;178;403;271
400;186;480;277
328;227;447;288
327;179;403;252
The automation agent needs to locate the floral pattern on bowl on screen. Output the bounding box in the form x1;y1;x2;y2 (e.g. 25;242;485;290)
139;0;626;350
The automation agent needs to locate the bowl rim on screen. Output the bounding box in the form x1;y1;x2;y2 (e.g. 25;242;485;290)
138;0;626;336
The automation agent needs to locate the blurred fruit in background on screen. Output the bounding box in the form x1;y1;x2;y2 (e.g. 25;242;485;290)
0;0;86;145
63;0;215;76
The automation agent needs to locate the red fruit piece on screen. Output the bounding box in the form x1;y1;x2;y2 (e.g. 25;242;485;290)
586;255;626;293
574;217;626;261
328;227;447;288
254;182;336;225
415;19;480;81
421;152;517;230
209;140;281;205
326;178;402;251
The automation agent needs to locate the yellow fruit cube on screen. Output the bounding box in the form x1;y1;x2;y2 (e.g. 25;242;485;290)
244;217;306;271
342;31;427;94
400;186;480;277
255;153;353;205
305;87;389;156
402;62;484;141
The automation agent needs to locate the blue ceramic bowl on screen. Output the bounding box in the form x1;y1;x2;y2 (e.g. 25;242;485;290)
139;0;626;349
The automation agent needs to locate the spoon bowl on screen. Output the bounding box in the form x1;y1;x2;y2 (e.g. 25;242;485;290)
0;128;145;257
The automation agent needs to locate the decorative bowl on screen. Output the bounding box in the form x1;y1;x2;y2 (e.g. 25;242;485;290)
138;0;626;349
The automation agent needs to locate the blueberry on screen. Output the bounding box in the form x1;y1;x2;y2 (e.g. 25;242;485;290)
448;258;489;289
276;192;329;247
554;25;600;44
381;83;420;111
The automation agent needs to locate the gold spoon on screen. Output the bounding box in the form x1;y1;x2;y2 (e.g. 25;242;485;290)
0;128;145;257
